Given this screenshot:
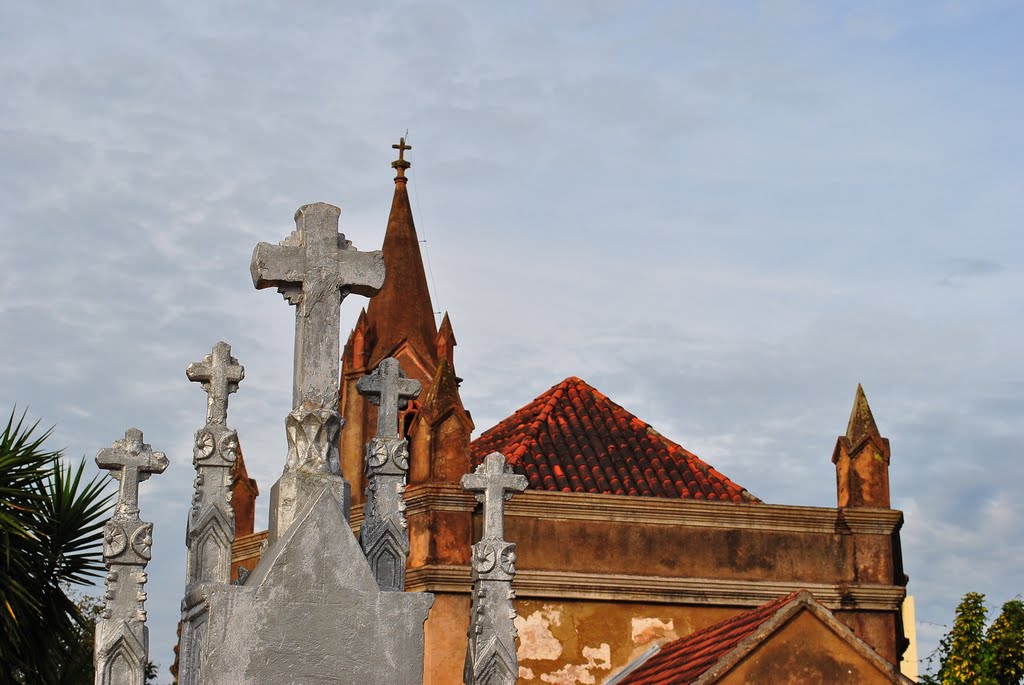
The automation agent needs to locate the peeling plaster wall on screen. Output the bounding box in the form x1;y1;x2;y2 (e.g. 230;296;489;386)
513;600;738;685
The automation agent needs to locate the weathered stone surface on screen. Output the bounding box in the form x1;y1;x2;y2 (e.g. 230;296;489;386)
94;429;168;685
461;452;528;685
185;340;244;426
251;202;384;410
184;341;244;588
252;203;383;538
179;343;244;685
270;404;350;541
190;488;434;685
357;357;421;591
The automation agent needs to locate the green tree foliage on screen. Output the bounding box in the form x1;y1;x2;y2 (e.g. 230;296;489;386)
923;592;1024;685
0;410;113;685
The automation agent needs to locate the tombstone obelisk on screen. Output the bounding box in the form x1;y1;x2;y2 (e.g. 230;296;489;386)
462;452;528;685
93;429;169;685
357;357;421;591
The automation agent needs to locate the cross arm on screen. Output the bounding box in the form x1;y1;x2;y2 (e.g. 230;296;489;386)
250;242;304;290
334;249;385;298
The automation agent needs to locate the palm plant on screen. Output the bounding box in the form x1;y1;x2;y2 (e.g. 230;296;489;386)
0;410;113;685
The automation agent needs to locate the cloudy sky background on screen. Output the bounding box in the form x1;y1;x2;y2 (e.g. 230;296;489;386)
2;1;1021;679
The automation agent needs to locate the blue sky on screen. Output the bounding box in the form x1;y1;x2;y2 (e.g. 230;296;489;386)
1;1;1021;680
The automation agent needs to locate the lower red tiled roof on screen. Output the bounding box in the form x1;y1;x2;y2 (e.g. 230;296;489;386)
615;591;802;685
470;377;757;502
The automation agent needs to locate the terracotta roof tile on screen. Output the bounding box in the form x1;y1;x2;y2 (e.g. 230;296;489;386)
615;592;802;685
470;377;757;502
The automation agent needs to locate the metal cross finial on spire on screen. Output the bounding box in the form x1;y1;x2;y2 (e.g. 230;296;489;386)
392;136;412;179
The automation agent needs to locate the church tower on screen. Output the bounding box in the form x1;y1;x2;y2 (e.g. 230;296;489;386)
339;139;474;504
832;384;891;508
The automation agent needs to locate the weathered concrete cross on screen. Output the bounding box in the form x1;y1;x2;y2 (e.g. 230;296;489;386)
251;203;384;409
461;452;527;540
95;428;169;518
356;357;421;440
186;340;244;425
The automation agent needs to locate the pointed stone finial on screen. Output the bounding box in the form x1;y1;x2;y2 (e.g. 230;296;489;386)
93;429;167;685
358;357;421;591
461;453;527;685
436;312;456;366
392;136;412;180
833;384;891;508
186;341;244;426
846;383;882;449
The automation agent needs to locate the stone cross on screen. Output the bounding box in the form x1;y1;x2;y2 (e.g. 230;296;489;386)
96;428;170;519
461;452;528;541
251;202;385;409
93;428;168;685
357;357;421;591
356;357;421;440
461;452;527;685
186;340;244;426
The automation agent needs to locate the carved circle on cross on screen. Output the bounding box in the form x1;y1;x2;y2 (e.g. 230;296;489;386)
193;429;215;462
474;542;497;573
104;524;127;558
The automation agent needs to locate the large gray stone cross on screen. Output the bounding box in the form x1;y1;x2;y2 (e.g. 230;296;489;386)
186;341;244;425
95;428;170;519
461;452;528;541
251;202;385;409
356;357;422;439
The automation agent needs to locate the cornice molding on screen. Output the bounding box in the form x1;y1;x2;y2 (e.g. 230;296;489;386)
406;564;905;612
384;484;903;535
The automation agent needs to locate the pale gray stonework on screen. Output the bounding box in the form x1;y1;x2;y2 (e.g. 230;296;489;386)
251;202;384;539
186;488;434;685
250;202;384;411
357;357;421;591
461;452;528;685
178;342;244;685
94;429;169;685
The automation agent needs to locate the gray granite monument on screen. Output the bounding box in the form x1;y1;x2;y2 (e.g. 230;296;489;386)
357;357;421;591
175;202;432;685
462;452;528;685
177;341;244;685
93;429;169;685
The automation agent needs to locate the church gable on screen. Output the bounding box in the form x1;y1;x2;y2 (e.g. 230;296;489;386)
612;591;912;685
471;377;757;502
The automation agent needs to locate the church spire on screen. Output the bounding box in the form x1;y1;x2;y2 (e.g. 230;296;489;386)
364;136;438;369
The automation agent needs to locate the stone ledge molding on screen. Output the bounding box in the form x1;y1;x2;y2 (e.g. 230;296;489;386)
405;564;905;612
360;484;904;536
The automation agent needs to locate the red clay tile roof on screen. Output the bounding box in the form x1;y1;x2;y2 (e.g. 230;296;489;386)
615;591;802;685
470;377;757;502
